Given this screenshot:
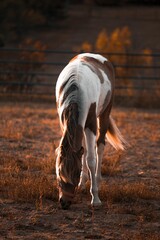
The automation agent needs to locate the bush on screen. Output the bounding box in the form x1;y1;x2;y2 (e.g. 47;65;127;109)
0;39;47;93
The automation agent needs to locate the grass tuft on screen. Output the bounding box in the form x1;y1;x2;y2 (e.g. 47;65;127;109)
99;182;160;203
101;151;123;176
0;171;58;203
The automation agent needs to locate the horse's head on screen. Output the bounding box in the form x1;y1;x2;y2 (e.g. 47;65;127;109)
56;146;84;210
58;179;76;210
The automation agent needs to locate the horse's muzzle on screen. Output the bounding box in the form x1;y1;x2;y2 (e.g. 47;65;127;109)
58;182;76;209
60;197;71;210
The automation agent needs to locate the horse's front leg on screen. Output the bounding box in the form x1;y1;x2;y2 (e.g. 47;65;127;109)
85;128;101;206
79;147;89;189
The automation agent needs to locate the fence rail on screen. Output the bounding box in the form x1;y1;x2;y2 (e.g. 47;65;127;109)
0;59;160;69
1;48;160;57
0;48;160;98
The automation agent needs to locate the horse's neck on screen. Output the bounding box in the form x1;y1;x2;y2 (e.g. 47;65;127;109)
61;103;83;152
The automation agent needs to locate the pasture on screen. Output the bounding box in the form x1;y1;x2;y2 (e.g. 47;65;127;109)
0;101;160;240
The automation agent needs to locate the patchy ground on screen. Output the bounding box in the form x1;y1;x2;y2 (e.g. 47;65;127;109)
0;102;160;240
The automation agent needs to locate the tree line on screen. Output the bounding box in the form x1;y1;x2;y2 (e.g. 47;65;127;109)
0;0;68;46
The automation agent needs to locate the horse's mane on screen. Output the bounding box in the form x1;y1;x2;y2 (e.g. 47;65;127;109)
57;100;82;185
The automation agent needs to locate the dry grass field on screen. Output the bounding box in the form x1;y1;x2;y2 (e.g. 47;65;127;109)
0;101;160;240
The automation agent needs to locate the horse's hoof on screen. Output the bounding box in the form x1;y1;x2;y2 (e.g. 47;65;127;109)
60;197;71;210
91;201;102;209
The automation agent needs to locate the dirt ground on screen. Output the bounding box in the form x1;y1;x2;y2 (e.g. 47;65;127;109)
0;101;160;240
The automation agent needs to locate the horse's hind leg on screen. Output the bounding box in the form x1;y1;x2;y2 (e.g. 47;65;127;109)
96;141;105;187
85;128;101;206
96;109;110;187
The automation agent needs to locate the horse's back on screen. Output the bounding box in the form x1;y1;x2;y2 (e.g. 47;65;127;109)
73;53;114;117
56;53;115;126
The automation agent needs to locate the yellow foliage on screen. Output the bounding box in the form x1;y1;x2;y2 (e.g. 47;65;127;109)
110;28;121;46
95;26;131;55
120;26;132;48
81;41;92;52
20;38;47;63
95;29;108;52
142;48;153;65
80;26;132;59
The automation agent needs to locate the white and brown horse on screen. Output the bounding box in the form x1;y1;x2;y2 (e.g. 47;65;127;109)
56;53;126;209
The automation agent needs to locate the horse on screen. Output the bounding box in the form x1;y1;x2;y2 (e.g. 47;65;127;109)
55;53;127;209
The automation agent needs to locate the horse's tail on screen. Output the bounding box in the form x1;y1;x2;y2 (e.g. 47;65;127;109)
106;116;128;151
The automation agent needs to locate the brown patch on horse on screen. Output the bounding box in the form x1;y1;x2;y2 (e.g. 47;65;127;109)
98;60;115;121
81;57;115;86
104;60;115;89
81;57;104;83
97;98;113;146
96;62;115;146
85;102;97;135
100;91;112;116
69;55;78;63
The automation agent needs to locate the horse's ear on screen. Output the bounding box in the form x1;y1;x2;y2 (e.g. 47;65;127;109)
77;146;84;157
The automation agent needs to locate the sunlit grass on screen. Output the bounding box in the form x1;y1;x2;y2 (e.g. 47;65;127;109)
0;172;58;202
101;151;123;176
0;103;59;205
0;148;58;204
99;181;160;203
0;102;159;209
